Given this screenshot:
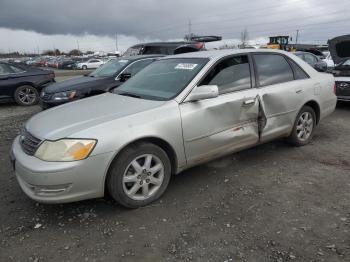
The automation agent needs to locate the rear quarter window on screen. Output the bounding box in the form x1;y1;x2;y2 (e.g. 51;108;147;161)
287;58;309;80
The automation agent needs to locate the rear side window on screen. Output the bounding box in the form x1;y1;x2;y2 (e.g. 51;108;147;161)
254;54;294;86
200;55;251;94
288;59;309;80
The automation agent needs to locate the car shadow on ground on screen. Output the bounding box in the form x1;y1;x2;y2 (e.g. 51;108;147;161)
20;139;292;220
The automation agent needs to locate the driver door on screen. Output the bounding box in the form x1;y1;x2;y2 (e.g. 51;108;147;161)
179;55;260;165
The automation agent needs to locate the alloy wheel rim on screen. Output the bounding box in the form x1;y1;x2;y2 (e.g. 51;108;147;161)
122;154;164;201
296;112;313;141
18;87;36;104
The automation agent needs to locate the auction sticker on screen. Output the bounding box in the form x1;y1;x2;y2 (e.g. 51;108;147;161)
175;63;198;70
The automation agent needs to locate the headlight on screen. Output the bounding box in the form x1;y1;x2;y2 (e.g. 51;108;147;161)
35;139;97;162
52;90;76;101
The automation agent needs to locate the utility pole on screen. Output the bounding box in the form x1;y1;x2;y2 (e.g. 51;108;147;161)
187;19;192;41
295;29;299;46
115;32;118;53
76;39;80;54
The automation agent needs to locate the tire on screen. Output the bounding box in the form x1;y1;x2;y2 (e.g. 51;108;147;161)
82;65;87;70
14;85;39;106
106;142;171;208
287;106;316;146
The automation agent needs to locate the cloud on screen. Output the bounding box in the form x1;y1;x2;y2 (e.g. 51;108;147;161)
0;0;350;52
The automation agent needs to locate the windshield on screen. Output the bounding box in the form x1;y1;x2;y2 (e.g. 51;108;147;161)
89;59;130;77
341;59;350;66
115;58;209;100
124;46;142;56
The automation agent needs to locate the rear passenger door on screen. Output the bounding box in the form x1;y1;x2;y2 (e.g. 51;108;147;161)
180;55;260;165
253;53;309;142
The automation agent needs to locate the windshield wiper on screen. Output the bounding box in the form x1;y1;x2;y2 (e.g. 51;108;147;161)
117;92;141;99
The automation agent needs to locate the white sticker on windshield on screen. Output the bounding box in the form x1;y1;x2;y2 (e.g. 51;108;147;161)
175;63;198;70
119;60;129;63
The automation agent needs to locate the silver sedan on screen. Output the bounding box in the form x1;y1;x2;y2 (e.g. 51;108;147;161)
11;49;337;208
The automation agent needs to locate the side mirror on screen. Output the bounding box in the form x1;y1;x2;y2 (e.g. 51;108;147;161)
314;61;327;72
187;85;219;102
118;72;131;82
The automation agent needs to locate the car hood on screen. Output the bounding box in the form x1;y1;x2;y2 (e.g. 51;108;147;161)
26;93;166;140
328;34;350;64
43;76;110;93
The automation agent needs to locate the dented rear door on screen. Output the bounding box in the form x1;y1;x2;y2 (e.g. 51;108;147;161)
252;53;303;142
180;89;260;165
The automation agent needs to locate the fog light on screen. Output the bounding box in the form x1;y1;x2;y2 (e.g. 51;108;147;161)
30;184;72;196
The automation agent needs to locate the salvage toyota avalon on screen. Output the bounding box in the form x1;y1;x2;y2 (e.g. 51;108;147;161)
11;49;337;208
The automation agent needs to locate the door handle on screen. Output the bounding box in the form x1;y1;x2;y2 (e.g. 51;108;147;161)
243;99;255;106
295;89;303;94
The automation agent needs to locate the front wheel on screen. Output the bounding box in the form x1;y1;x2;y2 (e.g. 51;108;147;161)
82;65;87;70
288;106;316;146
14;85;39;106
106;142;171;208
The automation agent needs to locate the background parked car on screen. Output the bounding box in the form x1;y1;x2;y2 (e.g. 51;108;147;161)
328;34;350;102
123;41;206;56
0;62;55;105
294;51;328;72
76;59;104;69
40;55;162;108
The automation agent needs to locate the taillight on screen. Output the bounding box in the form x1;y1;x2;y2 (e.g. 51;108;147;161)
333;83;336;94
195;42;204;49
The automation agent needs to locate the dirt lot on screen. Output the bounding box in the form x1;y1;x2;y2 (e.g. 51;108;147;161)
0;102;349;262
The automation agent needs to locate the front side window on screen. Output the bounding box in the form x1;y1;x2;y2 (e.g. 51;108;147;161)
254;54;294;86
10;65;25;73
0;64;12;75
123;59;154;77
200;55;251;94
116;58;208;100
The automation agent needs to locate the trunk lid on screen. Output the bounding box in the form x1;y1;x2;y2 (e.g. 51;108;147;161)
328;34;350;65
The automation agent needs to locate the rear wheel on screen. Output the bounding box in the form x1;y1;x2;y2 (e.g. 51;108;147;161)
107;142;171;208
288;106;316;146
14;85;39;106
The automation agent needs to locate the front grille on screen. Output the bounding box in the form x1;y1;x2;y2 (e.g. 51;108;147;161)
336;81;350;96
20;129;42;156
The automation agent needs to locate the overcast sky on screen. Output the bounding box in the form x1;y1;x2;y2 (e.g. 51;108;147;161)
0;0;349;53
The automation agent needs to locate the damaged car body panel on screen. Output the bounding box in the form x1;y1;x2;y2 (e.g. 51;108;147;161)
180;89;260;165
11;49;337;206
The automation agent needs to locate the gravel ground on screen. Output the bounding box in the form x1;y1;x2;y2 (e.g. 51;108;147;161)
0;102;349;262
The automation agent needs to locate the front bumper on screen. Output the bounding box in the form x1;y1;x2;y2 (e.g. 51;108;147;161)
39;99;67;109
11;136;115;203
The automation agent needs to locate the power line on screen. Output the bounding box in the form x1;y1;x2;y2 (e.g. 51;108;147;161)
134;0;350;37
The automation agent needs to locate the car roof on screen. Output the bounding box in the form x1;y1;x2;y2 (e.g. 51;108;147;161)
118;54;165;61
161;48;292;60
130;42;198;48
